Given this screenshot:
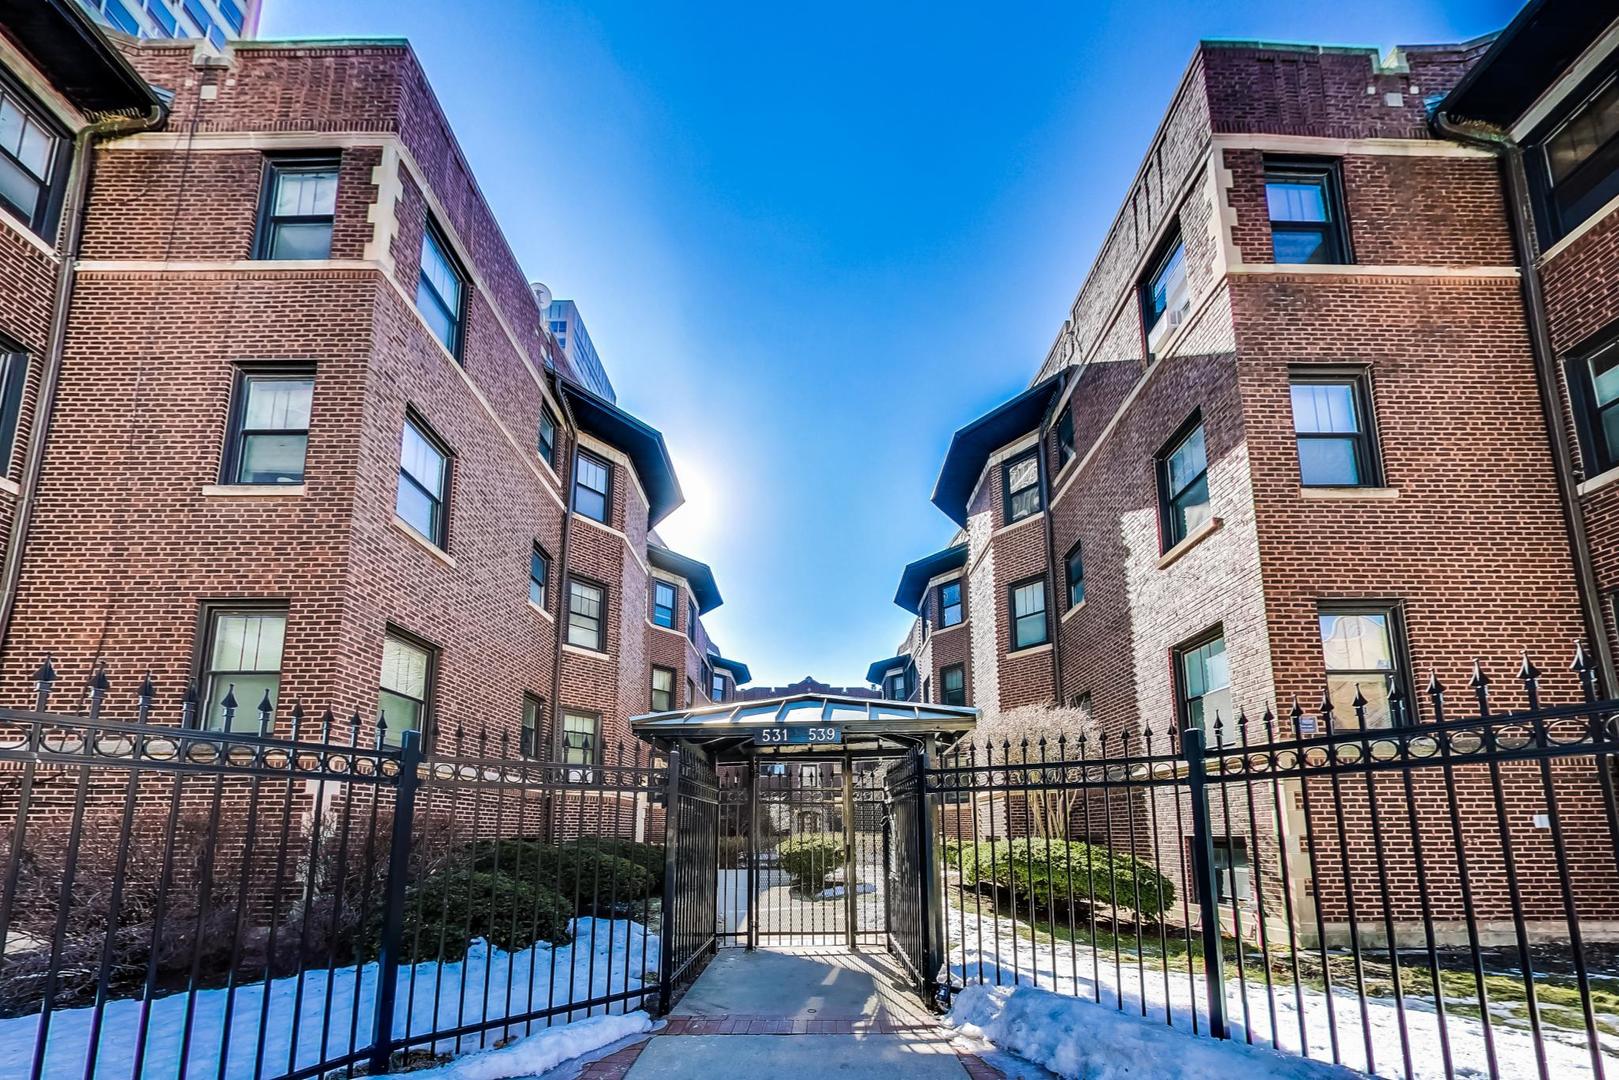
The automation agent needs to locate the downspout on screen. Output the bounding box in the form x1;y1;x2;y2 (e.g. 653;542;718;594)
549;376;580;760
0;105;165;650
1432;110;1619;694
1037;413;1065;704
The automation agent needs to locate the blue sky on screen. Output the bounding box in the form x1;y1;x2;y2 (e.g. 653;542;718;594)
266;0;1519;688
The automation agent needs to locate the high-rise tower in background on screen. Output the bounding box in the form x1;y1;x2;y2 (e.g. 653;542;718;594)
546;298;615;403
75;0;259;47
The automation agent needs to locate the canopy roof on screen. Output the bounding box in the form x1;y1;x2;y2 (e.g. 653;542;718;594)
631;692;977;758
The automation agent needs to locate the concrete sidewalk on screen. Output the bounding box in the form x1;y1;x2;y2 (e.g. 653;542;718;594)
576;949;1002;1079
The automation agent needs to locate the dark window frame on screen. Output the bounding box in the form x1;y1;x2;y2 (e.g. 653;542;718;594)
1055;405;1076;467
1263;156;1352;265
529;544;551;609
651;579;677;628
397;410;453;549
566;574;609;653
1290;366;1381;488
560;708;600;771
1155;410;1209;552
1525;56;1619;246
882;666;907;700
190;598;288;731
0;66;71;239
711;670;727;703
572;449;612;523
520;693;544;759
651;665;676;712
1565;321;1619;477
688;597;699;641
937;578;963;628
416;216;468;358
1064;540;1085;609
537;404;559;469
253;153;340;261
1139;224;1188;350
0;346;27;477
940;663;966;706
221;363;315;486
1007;574;1050;652
1318;600;1416;729
1001;449;1042;525
1172;624;1229;733
378;623;438;750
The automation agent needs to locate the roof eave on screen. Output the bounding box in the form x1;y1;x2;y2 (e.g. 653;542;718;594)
0;0;164;116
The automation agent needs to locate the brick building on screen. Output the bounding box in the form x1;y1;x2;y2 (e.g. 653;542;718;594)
0;8;749;771
871;1;1619;941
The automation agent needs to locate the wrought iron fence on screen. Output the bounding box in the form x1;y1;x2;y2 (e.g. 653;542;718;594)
0;660;671;1080
925;652;1619;1080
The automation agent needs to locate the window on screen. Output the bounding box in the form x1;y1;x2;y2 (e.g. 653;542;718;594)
1567;331;1619;476
378;632;432;745
0;78;66;237
711;671;726;703
941;664;966;707
1320;606;1407;729
537;405;558;468
561;710;598;769
1264;159;1348;265
0;350;26;474
199;607;284;732
1141;229;1189;349
572;451;610;523
651;666;675;712
520;694;542;758
1529;72;1619;242
651;580;676;628
529;546;550;608
218;0;246;33
1056;406;1076;466
688;598;699;639
938;580;962;628
567;578;606;651
416;220;465;355
1291;373;1377;487
1175;630;1230;731
687;677;696;707
1002;451;1041;524
1064;541;1085;609
225;370;313;485
1071;691;1093;713
883;666;907;700
103;0;141;35
921;676;931;703
1157;417;1210;550
397;416;449;547
144;0;178;35
1212;838;1250;904
1009;576;1049;650
255;157;338;260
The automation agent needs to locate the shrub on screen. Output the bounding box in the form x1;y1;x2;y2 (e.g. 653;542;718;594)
398;869;571;963
776;833;845;891
948;838;1175;918
561;838;666;893
471;840;655;912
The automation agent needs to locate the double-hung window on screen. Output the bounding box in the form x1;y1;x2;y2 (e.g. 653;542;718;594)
225;369;313;485
651;666;675;712
417;220;466;356
379;632;433;745
529;545;550;608
1320;606;1407;729
520;694;543;758
255;156;338;260
940;664;966;707
1528;71;1619;242
1568;332;1619;476
1065;541;1085;609
1008;576;1048;650
882;667;907;700
562;710;598;771
537;405;558;468
1264;158;1349;264
1175;630;1230;731
568;578;606;651
1003;451;1041;524
397;416;450;547
1141;229;1189;350
573;451;610;522
0;349;26;475
1157;417;1210;549
0;79;66;237
1056;406;1076;466
199;606;285;732
711;671;727;703
938;580;962;628
688;599;699;640
651;580;677;628
1213;838;1251;904
1291;372;1377;487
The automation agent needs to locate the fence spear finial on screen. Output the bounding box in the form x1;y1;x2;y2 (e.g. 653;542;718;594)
137;670;155;721
220;683;238;730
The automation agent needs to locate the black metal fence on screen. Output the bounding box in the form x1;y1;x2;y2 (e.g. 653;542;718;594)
926;655;1619;1080
0;662;672;1080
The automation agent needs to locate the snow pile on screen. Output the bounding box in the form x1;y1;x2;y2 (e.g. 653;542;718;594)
411;1011;652;1079
948;983;1359;1079
3;917;658;1080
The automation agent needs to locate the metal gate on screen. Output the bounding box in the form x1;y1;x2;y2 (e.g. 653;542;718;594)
658;746;719;1010
884;747;941;1000
715;757;892;948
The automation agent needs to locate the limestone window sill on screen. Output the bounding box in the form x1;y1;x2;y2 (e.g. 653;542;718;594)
202;483;306;497
391;515;456;568
528;600;554;622
1298;486;1399;501
0;477;20;497
1005;641;1053;660
1061;599;1088;624
1577;464;1619;498
562;642;612;660
1157;516;1222;570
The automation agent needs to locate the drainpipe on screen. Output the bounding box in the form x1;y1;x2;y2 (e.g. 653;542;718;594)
1036;414;1065;704
1432;110;1619;694
0;104;166;651
549;375;580;760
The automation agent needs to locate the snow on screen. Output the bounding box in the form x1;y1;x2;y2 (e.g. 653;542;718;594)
2;918;658;1080
947;983;1360;1079
408;1010;652;1079
943;908;1617;1080
815;883;877;899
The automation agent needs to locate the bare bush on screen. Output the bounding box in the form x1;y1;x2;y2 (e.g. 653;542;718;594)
972;703;1097;839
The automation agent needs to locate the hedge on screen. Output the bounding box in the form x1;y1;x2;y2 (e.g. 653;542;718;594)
777;833;845;890
561;838;666;893
945;838;1175;918
398;869;572;962
471;839;656;912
